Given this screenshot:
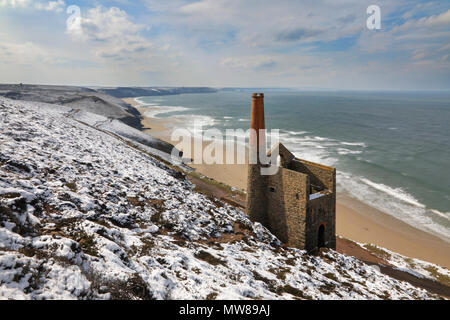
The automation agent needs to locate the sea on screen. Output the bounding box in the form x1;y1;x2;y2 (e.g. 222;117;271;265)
137;90;450;243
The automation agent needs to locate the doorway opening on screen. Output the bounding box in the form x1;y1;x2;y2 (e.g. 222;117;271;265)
318;224;325;248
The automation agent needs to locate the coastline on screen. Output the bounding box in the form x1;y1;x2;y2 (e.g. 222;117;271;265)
126;97;450;268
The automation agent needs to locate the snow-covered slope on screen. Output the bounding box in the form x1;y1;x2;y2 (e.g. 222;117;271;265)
358;242;450;286
0;97;440;300
0;84;137;121
0;84;181;158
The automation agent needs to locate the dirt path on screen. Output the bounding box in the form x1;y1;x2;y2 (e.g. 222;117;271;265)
336;237;450;299
186;174;247;209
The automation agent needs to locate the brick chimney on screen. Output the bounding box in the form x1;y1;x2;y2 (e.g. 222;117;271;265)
247;93;268;226
249;93;265;152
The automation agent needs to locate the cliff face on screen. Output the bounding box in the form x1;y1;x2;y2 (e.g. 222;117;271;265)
0;97;439;300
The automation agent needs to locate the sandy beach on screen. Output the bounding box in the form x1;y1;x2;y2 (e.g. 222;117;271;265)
126;97;450;268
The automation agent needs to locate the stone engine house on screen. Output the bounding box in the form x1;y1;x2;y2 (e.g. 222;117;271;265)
246;93;336;254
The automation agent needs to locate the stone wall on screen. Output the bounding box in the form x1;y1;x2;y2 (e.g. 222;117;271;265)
246;163;268;226
305;193;336;253
247;152;336;254
290;159;336;193
266;168;309;247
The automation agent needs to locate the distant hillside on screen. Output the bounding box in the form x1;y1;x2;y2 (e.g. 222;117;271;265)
0;84;218;126
0;84;141;127
0;84;183;160
95;87;217;98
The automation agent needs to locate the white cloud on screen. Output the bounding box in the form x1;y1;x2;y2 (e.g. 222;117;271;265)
2;0;449;89
357;31;395;53
67;6;142;42
221;56;276;69
172;0;372;48
0;41;43;64
0;40;67;66
418;9;450;26
0;0;30;8
1;0;65;11
356;6;450;66
35;0;65;12
65;6;158;62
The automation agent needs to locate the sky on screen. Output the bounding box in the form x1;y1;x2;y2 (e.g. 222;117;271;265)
0;0;449;90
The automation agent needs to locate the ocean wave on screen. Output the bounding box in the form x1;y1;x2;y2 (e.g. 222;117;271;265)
430;210;450;222
313;136;331;141
282;130;309;136
356;157;373;163
340;141;367;147
134;97;152;106
359;178;425;208
169;115;217;136
289;144;337;166
278;134;336;144
337;148;363;155
338;173;450;242
143;106;190;118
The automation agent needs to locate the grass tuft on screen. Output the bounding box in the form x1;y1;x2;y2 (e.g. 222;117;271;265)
423;265;450;286
364;243;391;260
195;250;227;266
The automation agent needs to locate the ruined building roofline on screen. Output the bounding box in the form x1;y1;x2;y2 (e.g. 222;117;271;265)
267;142;336;172
291;158;336;173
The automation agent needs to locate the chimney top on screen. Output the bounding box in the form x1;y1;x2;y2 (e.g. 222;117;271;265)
252;93;264;98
